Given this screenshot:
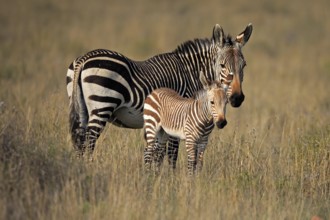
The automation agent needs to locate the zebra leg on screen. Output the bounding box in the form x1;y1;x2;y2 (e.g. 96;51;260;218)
185;136;198;176
154;131;168;174
167;136;180;169
197;137;208;173
72;127;87;157
197;146;206;173
84;115;108;157
197;151;205;173
144;130;157;172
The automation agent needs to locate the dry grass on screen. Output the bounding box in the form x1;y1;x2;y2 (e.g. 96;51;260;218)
0;0;329;219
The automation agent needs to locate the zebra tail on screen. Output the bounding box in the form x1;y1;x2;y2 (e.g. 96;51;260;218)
69;59;88;153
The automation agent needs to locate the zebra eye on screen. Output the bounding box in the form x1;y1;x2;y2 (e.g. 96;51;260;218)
210;100;215;105
220;64;225;69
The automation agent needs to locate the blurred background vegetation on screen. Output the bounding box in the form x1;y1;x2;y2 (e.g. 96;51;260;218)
0;0;329;219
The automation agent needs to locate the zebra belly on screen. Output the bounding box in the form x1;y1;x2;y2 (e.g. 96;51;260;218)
162;126;186;140
112;107;144;128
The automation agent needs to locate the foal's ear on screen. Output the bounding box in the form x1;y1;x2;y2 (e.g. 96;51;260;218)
235;23;253;47
212;24;224;47
200;71;212;89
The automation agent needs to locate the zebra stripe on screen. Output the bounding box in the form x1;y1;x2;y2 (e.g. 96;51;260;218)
143;73;229;175
66;24;253;158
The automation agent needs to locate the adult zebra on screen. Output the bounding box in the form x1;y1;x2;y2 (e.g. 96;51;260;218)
66;24;253;161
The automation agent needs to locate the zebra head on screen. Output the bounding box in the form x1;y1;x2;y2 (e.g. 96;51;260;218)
211;23;253;108
200;72;228;129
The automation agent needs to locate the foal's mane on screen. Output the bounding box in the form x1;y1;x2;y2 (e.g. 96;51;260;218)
192;89;208;100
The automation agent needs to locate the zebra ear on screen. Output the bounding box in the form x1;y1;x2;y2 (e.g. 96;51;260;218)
235;23;253;47
212;24;224;47
199;71;211;89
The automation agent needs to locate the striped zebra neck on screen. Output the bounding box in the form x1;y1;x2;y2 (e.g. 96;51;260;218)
174;39;219;89
192;90;213;121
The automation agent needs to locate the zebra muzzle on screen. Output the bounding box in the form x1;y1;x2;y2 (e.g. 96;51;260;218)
229;92;245;107
216;119;227;129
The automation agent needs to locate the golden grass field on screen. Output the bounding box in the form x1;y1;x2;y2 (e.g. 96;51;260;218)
0;0;329;219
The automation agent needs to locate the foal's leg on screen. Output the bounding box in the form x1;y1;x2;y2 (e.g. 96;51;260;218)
197;137;208;173
154;130;168;174
144;129;157;172
167;136;180;169
185;135;198;176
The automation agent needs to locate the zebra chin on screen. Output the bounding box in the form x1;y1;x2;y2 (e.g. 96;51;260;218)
215;119;227;129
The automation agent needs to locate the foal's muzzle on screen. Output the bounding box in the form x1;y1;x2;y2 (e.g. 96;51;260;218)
216;119;227;129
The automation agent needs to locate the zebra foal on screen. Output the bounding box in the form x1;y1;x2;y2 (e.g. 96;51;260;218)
143;72;229;175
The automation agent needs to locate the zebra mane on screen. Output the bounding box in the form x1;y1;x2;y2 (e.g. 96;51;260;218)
192;89;208;100
174;38;212;54
223;34;234;46
174;35;234;54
